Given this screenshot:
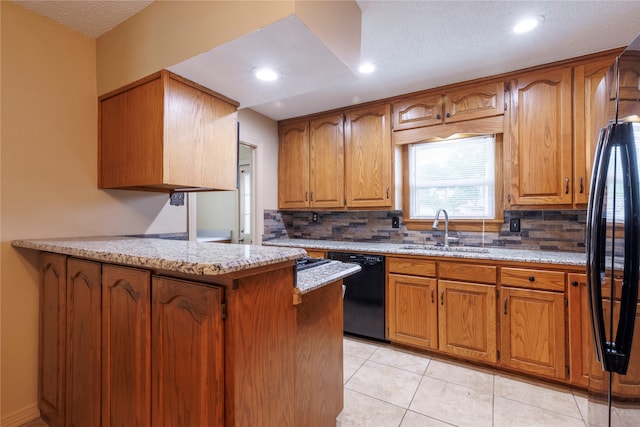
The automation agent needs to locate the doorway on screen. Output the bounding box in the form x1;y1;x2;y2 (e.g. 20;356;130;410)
193;143;255;244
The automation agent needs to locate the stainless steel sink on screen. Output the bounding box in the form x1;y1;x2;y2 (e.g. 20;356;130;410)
400;245;490;254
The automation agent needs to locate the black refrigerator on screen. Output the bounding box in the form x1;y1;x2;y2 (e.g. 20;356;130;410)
586;33;640;426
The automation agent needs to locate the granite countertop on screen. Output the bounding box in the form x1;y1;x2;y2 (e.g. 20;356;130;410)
266;238;587;267
296;261;361;294
12;236;307;276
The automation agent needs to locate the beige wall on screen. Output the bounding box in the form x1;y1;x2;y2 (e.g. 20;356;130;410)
96;0;294;95
0;3;185;424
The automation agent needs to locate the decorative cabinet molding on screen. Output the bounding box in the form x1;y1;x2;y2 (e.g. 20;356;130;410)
393;81;505;131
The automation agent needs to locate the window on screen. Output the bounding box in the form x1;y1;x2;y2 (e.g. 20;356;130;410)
408;135;496;220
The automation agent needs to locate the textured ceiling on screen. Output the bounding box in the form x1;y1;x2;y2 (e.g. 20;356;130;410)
13;0;153;38
14;0;640;121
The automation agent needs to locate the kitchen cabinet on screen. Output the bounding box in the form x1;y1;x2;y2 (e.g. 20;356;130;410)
387;258;438;350
37;254;305;427
66;258;102;427
152;276;224;426
437;262;497;363
567;273;591;387
278;114;345;209
99;70;239;192
500;267;566;379
38;253;67;427
102;264;152;427
573;57;616;205
278;121;309;209
507;66;573;206
345;104;393;208
392;81;505;131
568;273;640;396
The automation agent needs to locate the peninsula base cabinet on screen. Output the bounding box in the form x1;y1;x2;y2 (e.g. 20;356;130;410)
37;253;339;427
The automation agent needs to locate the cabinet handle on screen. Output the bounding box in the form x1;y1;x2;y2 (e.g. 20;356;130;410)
571;280;579;287
528;276;535;282
579;177;584;194
504;298;508;315
386;187;390;199
440;290;444;305
431;288;434;303
310;191;313;201
305;191;308;202
565;178;570;194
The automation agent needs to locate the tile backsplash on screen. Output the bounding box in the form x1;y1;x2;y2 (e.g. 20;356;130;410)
263;209;587;253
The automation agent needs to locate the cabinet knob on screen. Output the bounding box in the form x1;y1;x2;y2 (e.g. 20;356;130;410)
571;280;579;287
528;276;535;282
435;114;441;120
445;112;451;118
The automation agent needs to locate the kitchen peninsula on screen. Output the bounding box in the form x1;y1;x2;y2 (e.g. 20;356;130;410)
12;237;360;427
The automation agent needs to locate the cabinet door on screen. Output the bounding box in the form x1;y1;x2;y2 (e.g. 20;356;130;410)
39;253;67;427
437;280;497;363
278;121;310;209
309;114;345;208
66;258;102;427
567;273;590;386
152;277;224;427
345;104;392;208
501;287;566;379
508;67;573;206
102;265;151;427
388;274;438;349
574;58;614;205
392;93;444;130
444;81;505;123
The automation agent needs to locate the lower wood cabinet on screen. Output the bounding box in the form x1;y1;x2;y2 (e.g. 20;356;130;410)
388;274;438;350
38;253;341;427
66;258;102;427
500;287;566;379
438;280;497;363
152;276;224;426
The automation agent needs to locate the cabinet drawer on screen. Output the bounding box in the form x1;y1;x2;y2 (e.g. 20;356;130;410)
388;258;436;277
439;262;496;284
501;267;565;291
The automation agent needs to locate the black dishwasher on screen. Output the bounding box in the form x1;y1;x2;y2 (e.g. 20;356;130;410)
328;252;387;342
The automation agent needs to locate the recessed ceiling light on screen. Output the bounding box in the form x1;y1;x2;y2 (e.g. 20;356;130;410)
513;15;544;34
358;62;375;74
254;67;279;81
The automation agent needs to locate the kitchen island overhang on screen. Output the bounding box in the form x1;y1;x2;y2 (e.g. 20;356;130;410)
13;236;360;427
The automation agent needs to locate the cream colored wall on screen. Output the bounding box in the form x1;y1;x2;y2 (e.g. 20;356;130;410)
0;3;185;424
238;108;280;244
96;0;294;95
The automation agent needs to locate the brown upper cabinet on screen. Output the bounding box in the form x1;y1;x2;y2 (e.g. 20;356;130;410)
99;70;239;192
345;104;393;208
278;114;345;209
507;66;573;207
392;81;505;131
574;58;616;205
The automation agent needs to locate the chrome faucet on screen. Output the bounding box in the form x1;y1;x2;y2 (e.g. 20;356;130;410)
432;209;450;248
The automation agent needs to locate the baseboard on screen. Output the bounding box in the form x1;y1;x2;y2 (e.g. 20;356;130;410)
1;403;40;427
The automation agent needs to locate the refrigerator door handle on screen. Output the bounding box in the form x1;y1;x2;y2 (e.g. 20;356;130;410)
587;122;640;375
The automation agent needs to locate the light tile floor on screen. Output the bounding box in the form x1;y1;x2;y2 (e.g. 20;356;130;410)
22;336;640;427
338;336;589;427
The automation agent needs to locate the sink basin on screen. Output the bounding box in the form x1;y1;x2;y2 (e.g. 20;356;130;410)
401;245;489;254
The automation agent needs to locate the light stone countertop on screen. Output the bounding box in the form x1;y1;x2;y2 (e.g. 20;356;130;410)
12;236;307;276
265;238;587;267
295;261;361;294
